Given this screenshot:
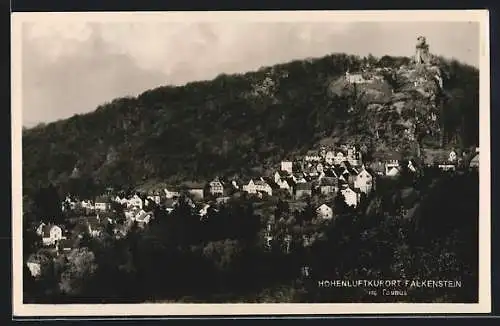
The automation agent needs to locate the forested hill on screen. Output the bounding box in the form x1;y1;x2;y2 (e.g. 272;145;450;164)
22;53;479;196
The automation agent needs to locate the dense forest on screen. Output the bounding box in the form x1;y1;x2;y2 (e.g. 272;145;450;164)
22;53;479;197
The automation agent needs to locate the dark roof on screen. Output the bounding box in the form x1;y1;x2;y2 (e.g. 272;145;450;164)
319;177;338;186
58;238;76;250
323;168;338;178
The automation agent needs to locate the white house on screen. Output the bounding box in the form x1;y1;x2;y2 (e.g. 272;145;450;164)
164;187;180;199
448;150;457;162
26;261;41;278
243;179;257;194
408;160;417;173
334;152;346;165
128;194;143;209
385;160;400;176
341;186;360;208
255;180;273;196
438;164;456;172
94;196;110;212
354;167;373;194
147;195;161;205
80;200;94;210
209;178;224;196
325;151;336;165
316;204;333;219
40;225;64;246
281;161;293;174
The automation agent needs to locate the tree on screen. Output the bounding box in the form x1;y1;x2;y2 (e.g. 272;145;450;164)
59;248;98;297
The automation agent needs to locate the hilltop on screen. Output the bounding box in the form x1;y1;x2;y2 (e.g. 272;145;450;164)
22;52;479;197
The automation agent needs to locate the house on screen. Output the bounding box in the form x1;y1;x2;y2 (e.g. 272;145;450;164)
216;196;231;205
276;178;293;194
113;195;128;206
316;204;333;219
408;160;417;173
127;194;143;210
198;204;212;217
40;225;64;246
61;196;77;211
164;198;177;213
255;179;273;196
438;163;456;172
334;151;346;165
370;161;386;176
183;182;205;200
94;195;110;212
26;254;44;278
147;193;161;205
242;179;257;194
318;176;338;195
209;177;225;196
340;184;360;208
295;182;312;199
469;153;479;169
80;200;94;210
325;151;336;165
354;167;373;194
281;161;293;174
385;160;401;176
305;150;321;162
316;163;324;173
164;187;180;199
135;210;152;227
86;216;102;237
448;150;458;162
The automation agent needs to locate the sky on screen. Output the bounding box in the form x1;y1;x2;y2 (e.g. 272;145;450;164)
20;20;480;127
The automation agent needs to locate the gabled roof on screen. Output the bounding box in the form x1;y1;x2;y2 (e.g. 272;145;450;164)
58;238;76;250
316;204;332;210
41;224;61;238
210;177;224;185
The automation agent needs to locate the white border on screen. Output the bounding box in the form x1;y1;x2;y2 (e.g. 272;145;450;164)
11;10;491;317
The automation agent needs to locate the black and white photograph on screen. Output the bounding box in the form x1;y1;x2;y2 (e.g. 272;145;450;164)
12;10;490;316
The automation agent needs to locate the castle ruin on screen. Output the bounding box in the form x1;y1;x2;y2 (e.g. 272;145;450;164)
415;36;432;65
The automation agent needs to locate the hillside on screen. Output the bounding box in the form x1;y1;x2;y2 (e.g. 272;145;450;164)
22;53;479;196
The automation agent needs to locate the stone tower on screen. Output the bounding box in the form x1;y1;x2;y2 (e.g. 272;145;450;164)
415;36;430;65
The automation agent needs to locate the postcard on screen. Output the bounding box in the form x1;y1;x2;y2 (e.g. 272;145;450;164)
11;9;491;317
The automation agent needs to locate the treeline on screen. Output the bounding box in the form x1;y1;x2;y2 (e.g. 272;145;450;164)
24;170;479;303
22;53;479;197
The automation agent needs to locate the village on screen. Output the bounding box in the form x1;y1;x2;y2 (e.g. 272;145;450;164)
26;139;479;278
25;35;480;280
